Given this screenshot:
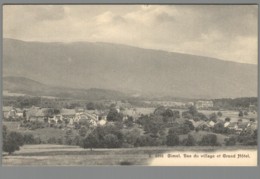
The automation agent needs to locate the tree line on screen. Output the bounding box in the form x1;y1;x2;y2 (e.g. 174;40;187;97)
2;106;257;154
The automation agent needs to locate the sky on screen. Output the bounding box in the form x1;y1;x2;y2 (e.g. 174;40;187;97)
3;5;258;64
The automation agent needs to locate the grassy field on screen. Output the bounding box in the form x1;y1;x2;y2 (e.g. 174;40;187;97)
2;144;257;166
125;108;257;122
3;121;79;143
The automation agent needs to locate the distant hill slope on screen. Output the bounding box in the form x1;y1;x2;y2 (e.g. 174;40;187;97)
3;38;257;99
3;76;126;100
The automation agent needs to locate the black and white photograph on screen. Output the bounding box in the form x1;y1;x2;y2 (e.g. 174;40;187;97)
2;4;258;166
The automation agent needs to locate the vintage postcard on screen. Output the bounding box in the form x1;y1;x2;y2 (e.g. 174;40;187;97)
2;5;258;166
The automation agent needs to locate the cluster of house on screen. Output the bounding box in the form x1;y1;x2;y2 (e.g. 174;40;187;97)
3;106;108;127
188;118;257;134
195;100;214;109
144;100;214;109
3;106;24;119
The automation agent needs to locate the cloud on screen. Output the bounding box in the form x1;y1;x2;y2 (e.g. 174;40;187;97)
3;5;258;64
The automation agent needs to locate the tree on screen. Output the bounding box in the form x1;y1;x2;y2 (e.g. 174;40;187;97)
225;117;231;122
124;116;134;128
162;108;174;117
238;110;243;117
3;125;7;141
23;133;36;144
188;106;198;116
209;113;218;122
64;129;73;145
47;137;57;144
184;120;195;131
213;122;225;134
238;129;257;145
23;110;27;119
166;129;180;146
86;102;95;110
250;118;256;122
107;108;123;122
182;111;193;119
123;127;142;146
160;109;180;123
104;134;119;148
225;136;237;146
3;132;24;155
43;108;54;117
82;133;99;151
154;106;166;116
199;134;219;146
217;111;222;117
72;135;82;146
79;126;87;137
182;134;196;146
195;112;208;121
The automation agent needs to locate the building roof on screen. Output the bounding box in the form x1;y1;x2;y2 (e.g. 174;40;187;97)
3;106;15;112
224;122;230;128
227;122;237;128
60;109;76;116
208;121;216;127
27;107;48;117
189;119;206;128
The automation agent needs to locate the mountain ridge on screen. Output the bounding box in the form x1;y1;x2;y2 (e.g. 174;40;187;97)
3;38;257;99
3;76;127;100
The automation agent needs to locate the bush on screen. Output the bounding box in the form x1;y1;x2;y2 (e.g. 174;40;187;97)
119;161;133;165
217;111;222;117
134;135;148;147
237;129;257;145
166;129;180;146
225;117;231;122
209;113;217;122
212;123;225;134
225;136;237;146
134;135;161;147
72;135;82;146
57;138;63;145
238;111;243;117
199;134;219;146
29;121;46;130
82;133;99;150
182;111;193;119
182;134;196;146
23;133;36;144
107;108;123;122
79;126;87;137
194;112;208;121
104;134;120;148
47;137;57;144
243;111;248;116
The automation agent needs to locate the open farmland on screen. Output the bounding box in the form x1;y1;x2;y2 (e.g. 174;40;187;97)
2;144;257;166
3;121;79;143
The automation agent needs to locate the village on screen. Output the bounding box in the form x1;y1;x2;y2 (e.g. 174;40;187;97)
2;98;257;136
